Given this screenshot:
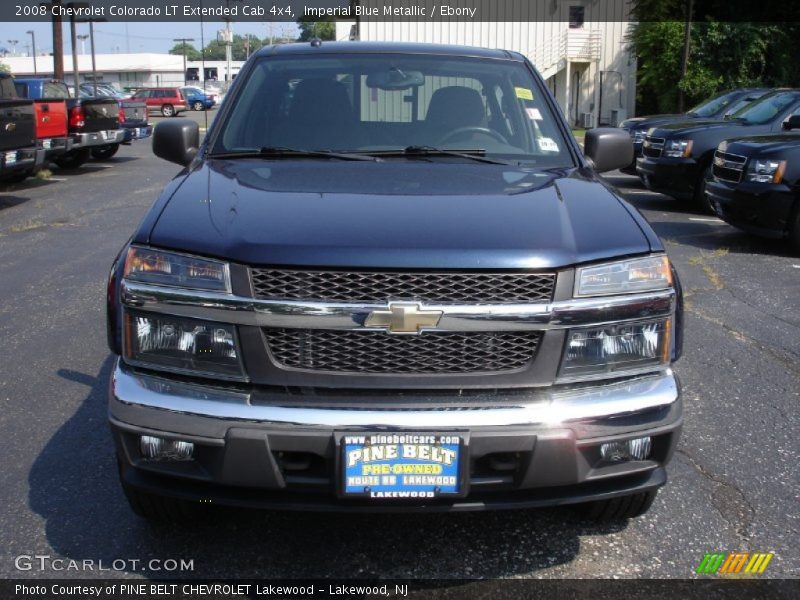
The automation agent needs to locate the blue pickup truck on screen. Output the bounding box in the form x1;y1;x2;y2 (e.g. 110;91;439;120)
15;78;124;168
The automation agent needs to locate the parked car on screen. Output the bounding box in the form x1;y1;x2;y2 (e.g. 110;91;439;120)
129;87;189;117
637;89;800;211
78;84;152;159
15;78;125;169
181;86;217;111
107;41;683;523
705;115;800;252
0;73;41;183
619;88;771;175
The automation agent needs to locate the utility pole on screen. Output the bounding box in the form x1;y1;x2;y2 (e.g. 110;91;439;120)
77;34;89;55
70;21;79;90
89;20;97;95
51;0;64;79
173;37;195;85
678;0;694;112
26;30;37;74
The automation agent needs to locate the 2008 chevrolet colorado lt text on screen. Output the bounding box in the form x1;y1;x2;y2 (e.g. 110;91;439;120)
106;42;684;522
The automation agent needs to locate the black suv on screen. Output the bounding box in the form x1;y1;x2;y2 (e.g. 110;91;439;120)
619;88;770;175
107;42;683;522
706;115;800;251
637;89;800;211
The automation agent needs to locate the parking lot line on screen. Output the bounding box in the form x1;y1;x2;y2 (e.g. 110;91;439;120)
688;217;724;223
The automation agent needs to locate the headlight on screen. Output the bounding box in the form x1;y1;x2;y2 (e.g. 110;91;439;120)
558;318;671;381
124;246;231;292
632;130;646;144
663;139;693;158
746;159;786;183
575;255;672;297
123;311;245;380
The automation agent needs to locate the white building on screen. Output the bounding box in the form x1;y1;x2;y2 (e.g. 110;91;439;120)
3;53;245;90
335;1;636;127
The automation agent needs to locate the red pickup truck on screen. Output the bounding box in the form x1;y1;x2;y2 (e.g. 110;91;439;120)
27;81;69;161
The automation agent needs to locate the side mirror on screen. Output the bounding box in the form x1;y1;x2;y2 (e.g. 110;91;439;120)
153;119;199;166
584;127;634;173
782;115;800;131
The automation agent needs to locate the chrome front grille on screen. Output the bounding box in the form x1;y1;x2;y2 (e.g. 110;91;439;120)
264;328;542;374
713;150;747;183
642;136;665;158
251;269;556;304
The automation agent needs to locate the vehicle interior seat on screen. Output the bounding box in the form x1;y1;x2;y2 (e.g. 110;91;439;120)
424;86;488;144
274;78;362;150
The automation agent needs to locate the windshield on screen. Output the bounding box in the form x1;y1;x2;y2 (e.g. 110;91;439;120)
730;91;800;125
213;53;572;165
687;90;741;118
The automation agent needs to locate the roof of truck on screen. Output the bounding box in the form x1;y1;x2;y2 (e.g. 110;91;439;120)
255;41;521;61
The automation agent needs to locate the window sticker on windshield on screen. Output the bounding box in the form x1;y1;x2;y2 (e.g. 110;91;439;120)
538;137;559;152
526;107;543;120
515;87;534;101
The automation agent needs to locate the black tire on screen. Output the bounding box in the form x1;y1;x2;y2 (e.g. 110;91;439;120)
694;165;715;214
161;104;175;117
576;490;658;522
192;101;204;111
789;207;800;255
91;144;120;160
53;148;91;170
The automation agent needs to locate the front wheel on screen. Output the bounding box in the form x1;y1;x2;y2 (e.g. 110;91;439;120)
53;148;91;170
91;144;119;160
192;101;204;111
576;490;658;522
161;104;175;117
694;165;715;214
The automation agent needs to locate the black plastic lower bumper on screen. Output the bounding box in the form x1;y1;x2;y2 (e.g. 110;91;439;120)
706;179;796;238
637;156;701;200
118;456;668;513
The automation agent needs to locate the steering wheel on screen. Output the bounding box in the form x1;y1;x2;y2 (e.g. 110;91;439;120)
437;126;509;146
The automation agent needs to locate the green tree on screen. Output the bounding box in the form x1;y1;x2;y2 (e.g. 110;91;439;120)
202;34;265;61
296;17;336;42
168;42;201;61
630;2;800;115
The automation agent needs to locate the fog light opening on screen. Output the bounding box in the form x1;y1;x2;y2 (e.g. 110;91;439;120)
139;435;195;461
600;436;652;462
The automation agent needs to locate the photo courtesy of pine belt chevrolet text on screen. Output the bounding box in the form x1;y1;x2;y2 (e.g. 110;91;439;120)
106;41;684;522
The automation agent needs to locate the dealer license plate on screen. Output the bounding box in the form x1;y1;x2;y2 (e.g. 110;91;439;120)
42;139;52;150
4;151;17;165
342;433;462;499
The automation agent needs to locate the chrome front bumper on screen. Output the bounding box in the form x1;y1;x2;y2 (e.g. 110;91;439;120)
110;360;681;510
110;360;680;437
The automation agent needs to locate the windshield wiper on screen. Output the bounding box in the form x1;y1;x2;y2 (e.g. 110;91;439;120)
209;147;382;161
365;146;512;165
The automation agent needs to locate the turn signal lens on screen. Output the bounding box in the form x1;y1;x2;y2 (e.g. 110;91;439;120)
123;246;230;292
576;255;672;297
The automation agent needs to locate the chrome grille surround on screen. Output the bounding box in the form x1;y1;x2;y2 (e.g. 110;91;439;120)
712;150;747;183
643;136;665;158
251;269;556;304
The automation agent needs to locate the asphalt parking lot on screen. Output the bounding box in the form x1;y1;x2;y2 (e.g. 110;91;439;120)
0;111;797;580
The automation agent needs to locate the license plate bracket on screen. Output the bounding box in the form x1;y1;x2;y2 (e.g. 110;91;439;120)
337;432;469;500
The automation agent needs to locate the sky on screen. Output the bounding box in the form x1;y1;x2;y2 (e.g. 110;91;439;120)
0;21;300;56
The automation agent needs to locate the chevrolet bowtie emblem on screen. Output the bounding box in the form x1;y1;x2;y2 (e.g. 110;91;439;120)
365;303;443;334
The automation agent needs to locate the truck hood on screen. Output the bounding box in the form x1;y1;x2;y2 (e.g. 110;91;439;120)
146;159;653;269
650;118;744;137
720;133;800;155
621;114;687;130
